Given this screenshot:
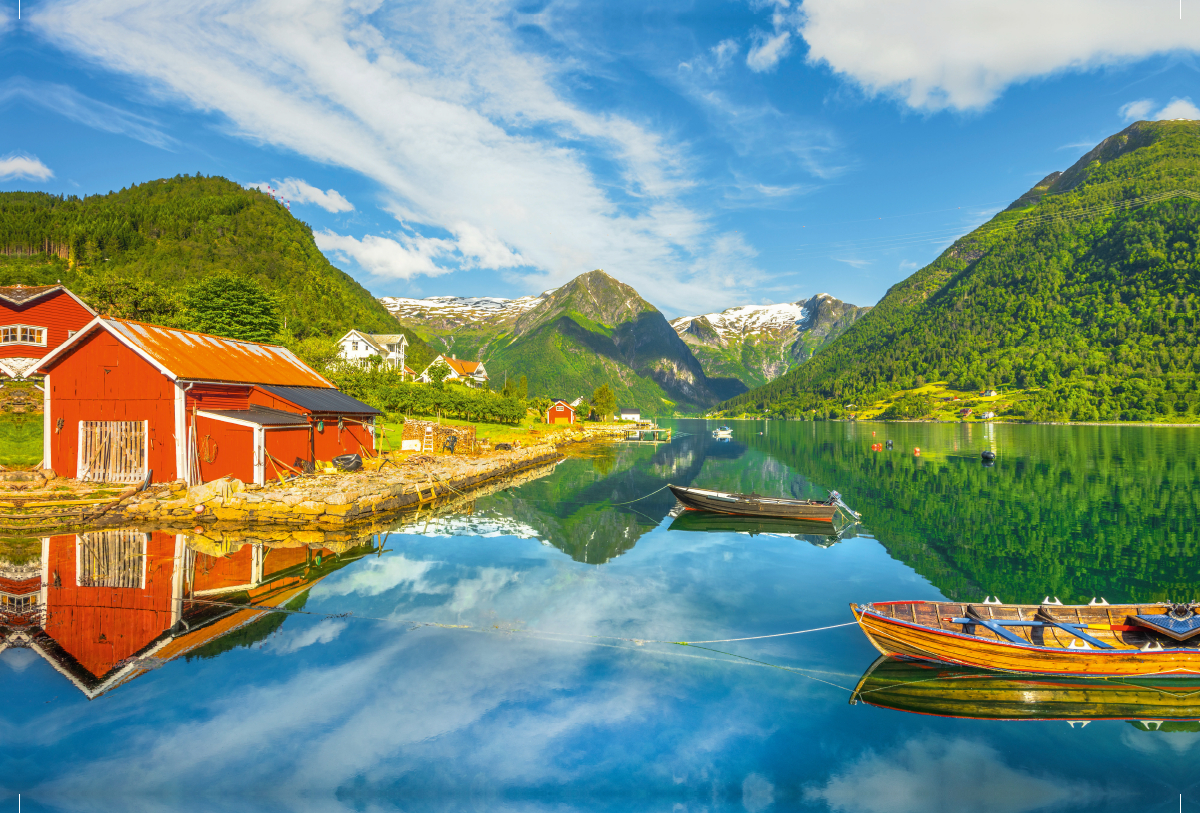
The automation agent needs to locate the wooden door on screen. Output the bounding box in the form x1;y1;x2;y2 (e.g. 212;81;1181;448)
78;420;148;483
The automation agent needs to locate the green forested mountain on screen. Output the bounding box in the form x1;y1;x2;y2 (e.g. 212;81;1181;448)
483;270;725;411
721;120;1200;422
0;175;427;354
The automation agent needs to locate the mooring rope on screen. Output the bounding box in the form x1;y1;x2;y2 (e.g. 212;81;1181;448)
607;483;673;505
181;595;857;648
677;621;859;644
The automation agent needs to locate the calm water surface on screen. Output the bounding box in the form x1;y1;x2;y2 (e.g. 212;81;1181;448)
4;419;1200;812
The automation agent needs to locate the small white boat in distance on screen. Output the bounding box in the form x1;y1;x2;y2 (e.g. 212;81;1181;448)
712;426;733;438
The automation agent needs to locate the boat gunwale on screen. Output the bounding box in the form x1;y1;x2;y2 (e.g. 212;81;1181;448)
853;605;1200;677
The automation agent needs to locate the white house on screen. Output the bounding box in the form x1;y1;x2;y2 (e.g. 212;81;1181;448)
618;407;641;421
337;330;408;373
418;355;489;388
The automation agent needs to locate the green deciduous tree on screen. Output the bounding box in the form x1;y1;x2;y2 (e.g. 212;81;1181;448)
591;383;616;421
182;271;281;342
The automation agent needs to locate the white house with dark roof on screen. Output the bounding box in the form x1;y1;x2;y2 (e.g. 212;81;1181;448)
336;330;408;373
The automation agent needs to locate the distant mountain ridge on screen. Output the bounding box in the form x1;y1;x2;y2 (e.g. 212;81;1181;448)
387;271;770;409
671;294;869;390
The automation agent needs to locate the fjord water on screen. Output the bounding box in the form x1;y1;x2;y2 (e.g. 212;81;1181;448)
4;420;1199;812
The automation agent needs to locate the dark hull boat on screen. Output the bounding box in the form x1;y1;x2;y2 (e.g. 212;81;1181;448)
667;484;858;521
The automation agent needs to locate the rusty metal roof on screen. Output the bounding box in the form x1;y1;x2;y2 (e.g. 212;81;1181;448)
41;317;332;387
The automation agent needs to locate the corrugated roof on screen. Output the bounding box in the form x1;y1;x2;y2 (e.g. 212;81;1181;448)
44;318;332;387
258;384;380;415
198;407;311;426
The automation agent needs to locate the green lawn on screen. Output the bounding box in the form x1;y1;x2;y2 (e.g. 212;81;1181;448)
0;415;42;468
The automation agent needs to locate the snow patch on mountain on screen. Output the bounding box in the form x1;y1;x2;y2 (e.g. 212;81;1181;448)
670;297;832;340
381;293;551;325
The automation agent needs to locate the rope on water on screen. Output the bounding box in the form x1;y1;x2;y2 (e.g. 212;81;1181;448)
182;596;857;648
676;621;859;644
608;483;674;506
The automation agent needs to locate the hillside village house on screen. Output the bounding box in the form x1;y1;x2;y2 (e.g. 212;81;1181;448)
546;399;576;425
618;407;641;421
336;330;408;373
38;317;378;486
418;355;489;388
0;284;96;379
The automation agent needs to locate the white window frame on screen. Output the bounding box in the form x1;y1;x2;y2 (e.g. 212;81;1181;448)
0;324;48;347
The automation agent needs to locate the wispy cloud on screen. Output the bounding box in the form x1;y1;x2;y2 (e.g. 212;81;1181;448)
1119;98;1155;122
0;153;54;181
834;257;870;268
0;76;173;148
746;30;791;73
248;178;353;213
29;0;767;315
315;230;456;281
797;0;1200;111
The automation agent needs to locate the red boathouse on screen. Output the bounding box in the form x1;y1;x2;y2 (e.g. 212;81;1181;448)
0;284;96;378
37;317;379;484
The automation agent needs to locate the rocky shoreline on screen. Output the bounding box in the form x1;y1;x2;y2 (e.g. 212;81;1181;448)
0;423;637;536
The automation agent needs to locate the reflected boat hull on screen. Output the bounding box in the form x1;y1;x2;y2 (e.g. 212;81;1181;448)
852;656;1200;722
667;511;842;537
668;485;836;520
852;601;1200;677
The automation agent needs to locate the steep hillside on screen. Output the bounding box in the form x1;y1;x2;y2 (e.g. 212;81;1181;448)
672;294;868;389
0;175;421;345
720;120;1200;422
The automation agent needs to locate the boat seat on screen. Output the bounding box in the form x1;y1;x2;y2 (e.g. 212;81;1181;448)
1131;610;1200;642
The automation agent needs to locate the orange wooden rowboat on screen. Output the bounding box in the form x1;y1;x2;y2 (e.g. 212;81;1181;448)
852;599;1200;678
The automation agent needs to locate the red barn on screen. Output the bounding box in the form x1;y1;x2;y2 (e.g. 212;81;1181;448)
546;399;575;425
37;317;379;485
0;284;96;378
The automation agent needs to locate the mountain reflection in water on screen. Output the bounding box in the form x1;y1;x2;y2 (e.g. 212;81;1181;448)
3;420;1200;812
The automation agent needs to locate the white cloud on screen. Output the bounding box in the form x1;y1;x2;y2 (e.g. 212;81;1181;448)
29;0;767;315
746;30;792;73
799;0;1200;111
1155;97;1200;120
1119;99;1155;122
266;618;347;654
834;257;870;268
0;153;54;181
712;38;739;69
0;77;173;148
315;230;455;280
249;178;354;212
806;737;1107;813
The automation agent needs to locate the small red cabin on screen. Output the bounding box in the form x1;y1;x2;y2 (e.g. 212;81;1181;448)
38;317;379;485
0;284;96;378
546;399;575;425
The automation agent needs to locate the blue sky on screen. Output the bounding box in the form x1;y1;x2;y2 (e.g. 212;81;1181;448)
2;0;1199;318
